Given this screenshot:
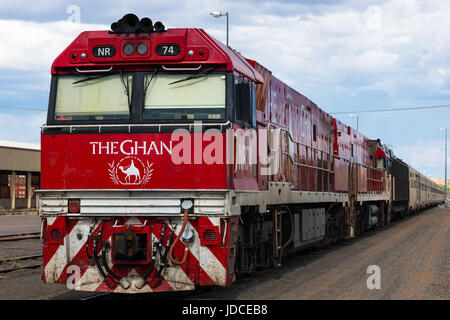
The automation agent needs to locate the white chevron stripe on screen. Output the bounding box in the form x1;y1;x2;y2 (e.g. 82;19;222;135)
208;217;221;226
46;217;57;226
165;218;227;286
45;219;99;283
47;217;207;292
77;266;104;290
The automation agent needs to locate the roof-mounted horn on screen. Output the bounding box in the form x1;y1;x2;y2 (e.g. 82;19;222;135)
110;13;165;34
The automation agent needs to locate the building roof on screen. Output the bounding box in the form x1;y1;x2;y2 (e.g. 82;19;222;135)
0;140;40;151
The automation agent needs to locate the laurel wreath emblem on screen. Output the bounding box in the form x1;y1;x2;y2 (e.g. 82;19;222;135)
141;161;154;185
108;159;154;185
108;161;120;185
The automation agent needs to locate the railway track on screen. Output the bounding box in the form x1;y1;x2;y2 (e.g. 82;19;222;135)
0;232;40;242
80;292;113;300
0;253;42;273
75;284;218;300
0;232;42;273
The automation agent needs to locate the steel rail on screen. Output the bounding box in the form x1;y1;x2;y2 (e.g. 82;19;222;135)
0;253;42;273
0;253;42;264
0;232;41;242
80;292;113;300
0;264;41;273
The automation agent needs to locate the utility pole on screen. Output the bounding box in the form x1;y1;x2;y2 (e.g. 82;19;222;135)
445;128;448;206
441;127;448;206
210;11;229;46
349;114;359;131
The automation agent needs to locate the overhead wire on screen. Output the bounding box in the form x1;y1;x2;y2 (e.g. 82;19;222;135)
1;103;450;114
0;106;46;112
330;104;450;115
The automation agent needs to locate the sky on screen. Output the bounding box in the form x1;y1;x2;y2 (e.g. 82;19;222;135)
0;0;449;179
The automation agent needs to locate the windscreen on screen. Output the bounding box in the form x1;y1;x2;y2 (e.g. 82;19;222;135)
54;74;131;121
143;73;226;120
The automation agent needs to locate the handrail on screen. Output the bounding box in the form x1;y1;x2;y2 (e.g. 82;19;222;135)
41;121;232;134
270;123;332;156
269;123;384;173
162;65;202;71
75;66;113;73
281;151;334;173
367;177;384;182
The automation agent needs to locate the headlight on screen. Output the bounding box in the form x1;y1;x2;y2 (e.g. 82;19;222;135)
181;199;193;211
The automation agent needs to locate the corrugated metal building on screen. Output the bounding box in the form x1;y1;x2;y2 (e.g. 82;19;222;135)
0;140;40;209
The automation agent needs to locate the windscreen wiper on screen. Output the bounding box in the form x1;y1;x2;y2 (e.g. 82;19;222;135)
72;74;111;84
144;68;158;97
118;70;132;112
168;67;216;85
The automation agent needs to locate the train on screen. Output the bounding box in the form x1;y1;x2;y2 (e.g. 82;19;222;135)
38;14;445;293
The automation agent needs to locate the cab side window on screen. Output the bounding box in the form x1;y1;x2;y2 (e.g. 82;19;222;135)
235;77;256;127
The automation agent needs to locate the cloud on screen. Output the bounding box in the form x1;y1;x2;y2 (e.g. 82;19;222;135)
0;19;107;104
205;0;450;107
0;19;107;73
0;112;46;143
395;139;449;178
2;0;450;104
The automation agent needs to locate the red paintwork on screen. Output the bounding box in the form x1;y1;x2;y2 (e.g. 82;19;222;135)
52;28;263;83
375;146;386;159
47;26;384;194
45;24;387;193
249;60;380;194
41;133;228;190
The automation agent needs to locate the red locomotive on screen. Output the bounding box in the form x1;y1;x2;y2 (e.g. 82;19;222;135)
38;14;445;293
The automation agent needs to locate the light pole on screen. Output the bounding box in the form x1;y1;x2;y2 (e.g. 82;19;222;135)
210;11;229;46
349;114;359;131
441;127;448;206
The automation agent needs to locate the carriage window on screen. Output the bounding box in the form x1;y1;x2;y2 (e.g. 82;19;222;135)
376;157;384;169
54;74;131;121
143;73;226;120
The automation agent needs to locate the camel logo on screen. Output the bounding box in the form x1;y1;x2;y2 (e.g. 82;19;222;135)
108;156;153;185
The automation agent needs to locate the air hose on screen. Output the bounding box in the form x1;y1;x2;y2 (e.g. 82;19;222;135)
101;241;131;289
85;225;95;266
168;210;190;266
149;228;174;288
92;225;116;289
92;224;131;290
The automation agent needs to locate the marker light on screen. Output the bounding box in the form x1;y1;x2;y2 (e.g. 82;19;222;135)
137;43;148;55
123;43;134;55
68;199;80;213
